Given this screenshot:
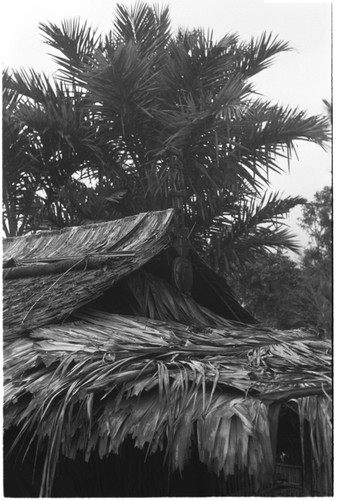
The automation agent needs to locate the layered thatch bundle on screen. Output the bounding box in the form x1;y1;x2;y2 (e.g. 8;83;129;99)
3;209;252;341
3;210;175;339
3;209;332;497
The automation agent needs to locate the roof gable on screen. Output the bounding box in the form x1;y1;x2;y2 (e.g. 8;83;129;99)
3;210;174;339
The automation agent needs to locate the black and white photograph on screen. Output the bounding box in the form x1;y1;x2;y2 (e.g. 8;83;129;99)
2;0;332;497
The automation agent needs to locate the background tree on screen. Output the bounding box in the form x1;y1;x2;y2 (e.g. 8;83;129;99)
298;100;332;337
298;186;332;337
227;250;303;329
301;186;332;265
228;186;332;337
3;3;329;272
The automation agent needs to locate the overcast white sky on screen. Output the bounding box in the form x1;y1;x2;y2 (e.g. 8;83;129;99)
1;0;332;249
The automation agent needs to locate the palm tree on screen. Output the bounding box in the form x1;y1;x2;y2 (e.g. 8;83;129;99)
4;3;329;264
3;69;42;236
3;67;123;233
39;3;329;261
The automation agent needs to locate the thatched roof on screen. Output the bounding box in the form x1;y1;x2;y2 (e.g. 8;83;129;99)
3;209;253;341
3;209;332;496
4;309;332;496
3;210;174;339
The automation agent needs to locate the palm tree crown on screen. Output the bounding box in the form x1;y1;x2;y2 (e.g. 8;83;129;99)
3;2;330;267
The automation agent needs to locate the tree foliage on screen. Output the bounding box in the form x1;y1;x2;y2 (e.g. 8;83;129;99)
2;2;330;269
228;186;332;337
299;186;332;337
301;186;332;264
227;251;303;329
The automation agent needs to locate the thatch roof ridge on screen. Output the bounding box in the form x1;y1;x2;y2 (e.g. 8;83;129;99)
4;309;332;496
3;209;174;262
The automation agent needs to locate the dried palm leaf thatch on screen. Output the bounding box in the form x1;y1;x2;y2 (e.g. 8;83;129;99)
3;210;174;340
3;207;253;339
297;395;332;495
126;270;244;327
3;211;172;262
4;309;331;496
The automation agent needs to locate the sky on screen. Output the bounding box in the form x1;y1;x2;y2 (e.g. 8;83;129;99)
1;0;332;251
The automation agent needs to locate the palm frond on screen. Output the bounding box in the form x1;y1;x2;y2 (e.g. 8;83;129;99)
8;68;57;104
193;191;305;270
241;99;330;150
39;18;103;83
238;32;291;77
235;191;306;229
231;226;302;257
7;67;102;185
113;2;172;53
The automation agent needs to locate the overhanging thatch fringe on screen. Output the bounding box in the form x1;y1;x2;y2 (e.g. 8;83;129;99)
3;209;332;496
297;396;332;495
4;309;332;496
